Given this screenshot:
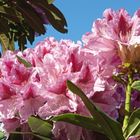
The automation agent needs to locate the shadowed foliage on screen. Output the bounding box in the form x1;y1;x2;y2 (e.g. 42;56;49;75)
0;0;67;51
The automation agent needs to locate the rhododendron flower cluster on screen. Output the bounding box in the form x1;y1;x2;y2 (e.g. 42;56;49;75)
88;8;140;63
82;8;140;110
0;37;118;139
1;8;140;140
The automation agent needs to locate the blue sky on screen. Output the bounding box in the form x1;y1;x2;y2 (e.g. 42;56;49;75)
29;0;140;47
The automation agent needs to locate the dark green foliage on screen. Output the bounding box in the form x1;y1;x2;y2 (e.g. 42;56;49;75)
123;108;140;139
0;0;67;51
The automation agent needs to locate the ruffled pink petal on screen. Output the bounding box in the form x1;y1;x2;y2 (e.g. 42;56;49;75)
0;95;23;119
2;118;20;132
38;94;77;119
53;122;83;140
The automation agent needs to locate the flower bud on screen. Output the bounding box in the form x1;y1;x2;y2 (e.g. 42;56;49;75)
118;42;140;64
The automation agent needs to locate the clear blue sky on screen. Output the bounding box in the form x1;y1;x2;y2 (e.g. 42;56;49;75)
29;0;140;47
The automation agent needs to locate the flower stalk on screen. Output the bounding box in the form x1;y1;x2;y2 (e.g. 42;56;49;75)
123;74;132;132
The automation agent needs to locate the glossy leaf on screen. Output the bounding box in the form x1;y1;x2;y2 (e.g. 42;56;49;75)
48;4;67;27
67;80;124;140
45;5;68;33
131;80;140;91
28;116;53;138
31;2;67;33
52;113;105;134
124;108;140;139
16;55;32;67
15;1;45;34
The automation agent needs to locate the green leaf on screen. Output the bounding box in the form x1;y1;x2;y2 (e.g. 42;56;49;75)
48;4;67;26
8;35;15;51
124;63;131;68
112;74;126;85
52;113;104;134
27;28;35;45
131;80;140;91
0;131;5;140
16;55;32;67
31;2;67;33
45;4;68;33
28;116;53;138
0;18;9;34
0;6;7;14
0;34;9;52
16;1;45;34
67;80;124;140
17;35;27;51
0;6;20;23
124;108;140;139
98;111;124;140
47;0;55;4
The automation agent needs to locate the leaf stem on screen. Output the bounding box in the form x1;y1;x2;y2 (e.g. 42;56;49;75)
123;74;132;132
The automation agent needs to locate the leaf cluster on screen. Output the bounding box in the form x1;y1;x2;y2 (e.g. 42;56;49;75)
0;0;67;51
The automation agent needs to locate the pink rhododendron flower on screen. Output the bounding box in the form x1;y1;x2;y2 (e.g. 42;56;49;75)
90;8;140;63
82;36;120;118
0;36;119;140
92;8;140;44
82;8;140;114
